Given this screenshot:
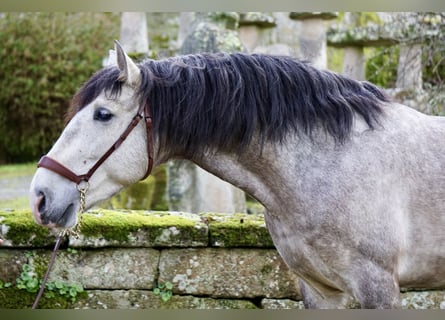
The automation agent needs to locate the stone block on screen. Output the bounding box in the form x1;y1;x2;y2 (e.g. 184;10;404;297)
73;290;257;309
68;210;208;248
205;213;274;247
401;290;445;309
34;248;160;289
0;210;59;247
159;248;300;299
261;298;305;309
0;249;27;283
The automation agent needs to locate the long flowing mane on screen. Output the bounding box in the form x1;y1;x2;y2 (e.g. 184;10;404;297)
70;52;388;156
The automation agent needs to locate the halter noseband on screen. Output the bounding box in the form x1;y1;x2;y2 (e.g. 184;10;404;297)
37;101;154;185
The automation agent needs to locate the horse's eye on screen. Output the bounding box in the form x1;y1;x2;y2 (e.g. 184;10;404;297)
94;108;113;122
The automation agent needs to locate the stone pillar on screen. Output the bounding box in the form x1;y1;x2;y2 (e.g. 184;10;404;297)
341;13;365;80
290;12;338;69
396;43;423;90
342;46;366;80
177;12;195;49
238;12;276;53
166;12;246;214
246;12;300;57
120;12;149;54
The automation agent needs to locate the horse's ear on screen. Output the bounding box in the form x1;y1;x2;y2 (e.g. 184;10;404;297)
114;40;141;87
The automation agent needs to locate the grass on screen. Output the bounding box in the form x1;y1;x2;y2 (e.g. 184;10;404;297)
0;197;30;210
0;163;35;210
0;163;35;178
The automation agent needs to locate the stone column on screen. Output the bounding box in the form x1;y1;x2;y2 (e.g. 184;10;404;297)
341;13;366;80
120;12;149;54
166;12;246;214
177;12;195;49
396;43;423;91
238;12;276;53
342;47;366;80
290;12;338;69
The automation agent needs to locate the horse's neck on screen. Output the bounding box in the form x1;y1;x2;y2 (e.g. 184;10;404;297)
190;138;303;213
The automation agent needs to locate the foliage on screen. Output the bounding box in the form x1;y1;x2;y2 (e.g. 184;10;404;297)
153;281;174;302
0;13;119;163
365;46;399;88
0;280;12;289
364;13;445;114
10;260;84;303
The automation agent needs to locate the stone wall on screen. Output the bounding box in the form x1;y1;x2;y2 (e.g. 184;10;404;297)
0;209;444;309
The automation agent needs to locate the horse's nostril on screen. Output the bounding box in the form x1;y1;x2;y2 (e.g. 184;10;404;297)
37;191;46;213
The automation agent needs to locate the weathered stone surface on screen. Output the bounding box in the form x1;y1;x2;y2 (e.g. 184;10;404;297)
101;176;156;210
35;248;159;289
120;12;149;54
205;212;274;247
68;210;208;248
261;298;305;309
1;209;444;309
327;24;400;47
290;12;338;21
159;248;300;299
401;291;445;309
167;161;246;214
239;12;276;28
73;290;257;309
0;209;59;247
0;249;27;283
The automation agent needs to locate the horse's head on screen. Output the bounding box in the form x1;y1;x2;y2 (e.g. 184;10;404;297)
29;41;152;229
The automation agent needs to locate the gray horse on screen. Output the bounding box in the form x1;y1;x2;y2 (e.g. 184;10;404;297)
30;42;445;308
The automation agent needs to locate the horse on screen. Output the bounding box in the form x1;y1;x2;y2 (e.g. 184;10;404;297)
29;41;445;308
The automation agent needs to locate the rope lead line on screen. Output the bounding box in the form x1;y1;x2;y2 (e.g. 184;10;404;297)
32;183;88;309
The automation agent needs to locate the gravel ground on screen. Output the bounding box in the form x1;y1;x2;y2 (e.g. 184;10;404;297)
0;175;33;200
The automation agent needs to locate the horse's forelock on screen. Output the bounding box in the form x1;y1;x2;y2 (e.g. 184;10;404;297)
65;67;123;124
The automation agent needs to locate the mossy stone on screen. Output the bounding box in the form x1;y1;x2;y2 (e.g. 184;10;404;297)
0;210;57;247
69;210;208;247
204;212;274;247
102;176;156;210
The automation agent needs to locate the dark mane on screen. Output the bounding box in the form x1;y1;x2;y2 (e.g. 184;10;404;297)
70;52;388;156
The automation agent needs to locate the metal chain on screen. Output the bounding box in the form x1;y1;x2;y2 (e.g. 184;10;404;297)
63;181;89;238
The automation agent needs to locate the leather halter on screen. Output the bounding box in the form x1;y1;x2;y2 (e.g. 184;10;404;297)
37;102;154;185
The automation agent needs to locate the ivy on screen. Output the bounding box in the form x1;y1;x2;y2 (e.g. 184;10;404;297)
153;281;174;302
1;261;84;303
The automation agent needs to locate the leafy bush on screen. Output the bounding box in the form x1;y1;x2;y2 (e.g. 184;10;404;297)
365;46;399;88
0;13;119;163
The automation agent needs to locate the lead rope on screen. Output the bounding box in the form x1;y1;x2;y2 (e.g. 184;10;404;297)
31;182;89;309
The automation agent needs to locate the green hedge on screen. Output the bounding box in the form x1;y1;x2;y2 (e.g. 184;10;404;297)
0;13;120;163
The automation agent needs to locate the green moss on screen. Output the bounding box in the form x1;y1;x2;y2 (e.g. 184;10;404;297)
0;196;30;211
79;209;207;245
100;165;167;211
205;213;274;248
0;210;55;246
260;264;273;275
0;283;87;309
208;12;239;30
0;163;35;178
106;176;156;210
151;165;168;211
1;209;277;248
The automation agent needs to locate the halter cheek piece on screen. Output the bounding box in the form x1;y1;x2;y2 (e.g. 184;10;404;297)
37;101;154;185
